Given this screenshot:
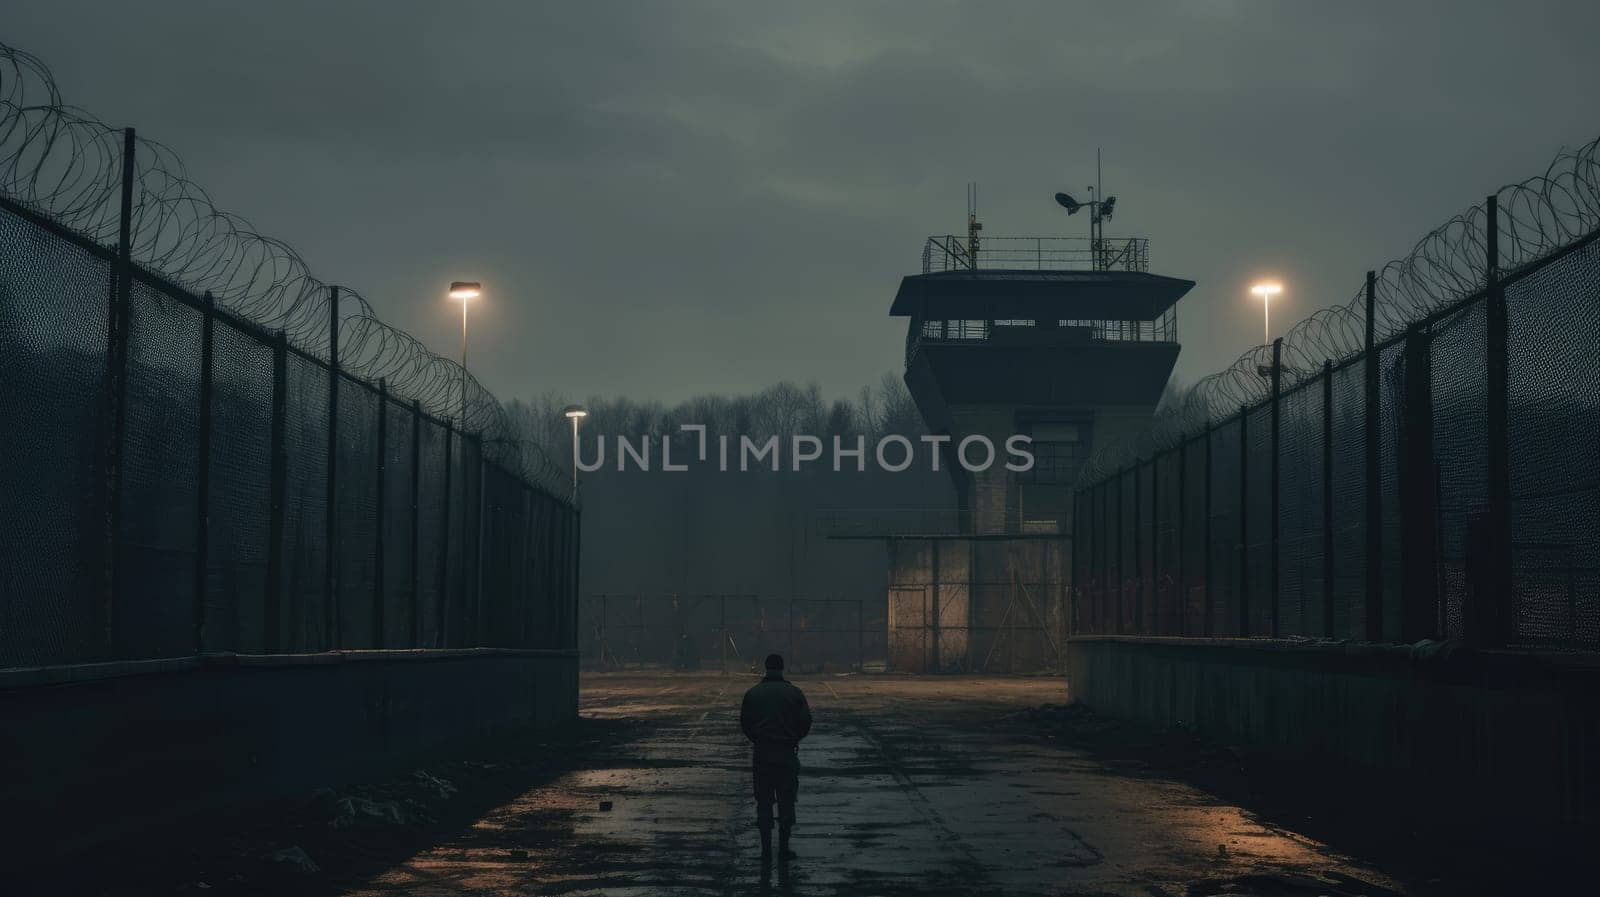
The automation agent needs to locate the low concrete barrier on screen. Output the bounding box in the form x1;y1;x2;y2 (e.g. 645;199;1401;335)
1064;636;1600;827
0;648;578;865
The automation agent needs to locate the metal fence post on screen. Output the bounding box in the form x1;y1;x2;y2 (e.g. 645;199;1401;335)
1238;404;1250;636
409;399;422;647
1177;439;1187;635
193;291;215;654
265;331;288;651
1114;470;1124;634
572;505;583;652
325;285;340;650
435;419;453;647
1484;195;1513;647
1203;425;1213;636
544;500;556;650
540;498;553;645
1133;462;1143;634
1101;480;1110;633
101;126;136;658
1322;359;1335;636
1270;337;1282;638
1364;270;1384;642
1150;454;1160;634
373;379;387;648
474;443;487;646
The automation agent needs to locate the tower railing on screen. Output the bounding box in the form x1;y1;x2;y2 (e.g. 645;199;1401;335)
922;235;1149;274
905;311;1178;368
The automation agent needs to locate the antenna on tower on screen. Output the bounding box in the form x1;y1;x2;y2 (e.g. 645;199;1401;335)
1053;148;1118;271
966;181;982;270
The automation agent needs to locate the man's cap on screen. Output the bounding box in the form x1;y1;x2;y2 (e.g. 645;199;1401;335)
764;653;784;671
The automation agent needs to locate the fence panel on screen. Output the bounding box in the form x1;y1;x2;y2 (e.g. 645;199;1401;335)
478;463;520;647
1117;468;1137;634
1244;404;1273;635
1208;419;1242;636
1134;462;1153;633
1279;380;1323;638
1377;341;1406;639
1328;362;1369;639
0;208;112;667
1151;452;1177;634
1180;438;1208;633
118;280;202;659
1507;241;1600;646
334;376;380;648
414;416;449;648
1431;302;1489;641
380;395;415;647
451;434;480;642
281;352;331;652
441;429;467;646
205;321;274;652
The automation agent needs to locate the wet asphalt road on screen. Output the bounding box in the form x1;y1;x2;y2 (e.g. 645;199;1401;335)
344;673;1401;896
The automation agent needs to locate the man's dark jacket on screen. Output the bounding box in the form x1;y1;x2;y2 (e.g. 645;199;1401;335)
740;672;812;759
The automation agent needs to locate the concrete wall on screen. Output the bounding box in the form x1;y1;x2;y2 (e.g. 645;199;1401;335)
1065;636;1600;826
0;648;578;865
945;404;1016;534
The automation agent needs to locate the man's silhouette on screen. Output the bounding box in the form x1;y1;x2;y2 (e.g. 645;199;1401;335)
740;653;812;859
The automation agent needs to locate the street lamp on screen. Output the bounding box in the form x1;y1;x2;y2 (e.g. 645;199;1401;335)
448;281;481;425
1251;282;1282;345
562;404;588;502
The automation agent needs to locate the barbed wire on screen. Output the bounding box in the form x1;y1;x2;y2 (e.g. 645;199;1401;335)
0;41;568;495
1077;130;1600;484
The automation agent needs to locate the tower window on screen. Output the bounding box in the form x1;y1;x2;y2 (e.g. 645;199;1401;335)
1018;422;1086;484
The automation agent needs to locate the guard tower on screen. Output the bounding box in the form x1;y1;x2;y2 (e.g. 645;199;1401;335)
895;221;1192;533
867;190;1193;673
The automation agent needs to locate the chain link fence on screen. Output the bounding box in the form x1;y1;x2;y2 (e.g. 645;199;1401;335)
1073;209;1600;647
0;41;579;668
0;189;578;669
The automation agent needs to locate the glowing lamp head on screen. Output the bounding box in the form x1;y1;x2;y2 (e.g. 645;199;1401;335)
448;281;481;301
562;404;589;421
1251;283;1282;298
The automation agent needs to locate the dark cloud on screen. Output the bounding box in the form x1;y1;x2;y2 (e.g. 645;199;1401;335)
7;0;1596;404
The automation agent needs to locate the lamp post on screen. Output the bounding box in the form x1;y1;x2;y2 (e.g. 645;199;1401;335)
1251;282;1282;345
562;404;588;502
448;281;481;425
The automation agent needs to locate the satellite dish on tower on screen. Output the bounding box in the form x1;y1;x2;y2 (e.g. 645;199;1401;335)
1054;192;1082;215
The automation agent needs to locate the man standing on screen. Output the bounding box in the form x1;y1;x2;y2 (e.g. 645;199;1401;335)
739;653;812;859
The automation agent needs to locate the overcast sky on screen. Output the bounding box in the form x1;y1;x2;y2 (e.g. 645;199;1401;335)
7;1;1597;406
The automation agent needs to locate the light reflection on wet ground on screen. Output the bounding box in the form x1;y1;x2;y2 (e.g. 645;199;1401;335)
345;674;1401;896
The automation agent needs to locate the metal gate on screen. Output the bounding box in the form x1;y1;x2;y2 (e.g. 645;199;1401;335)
887;587;928;671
